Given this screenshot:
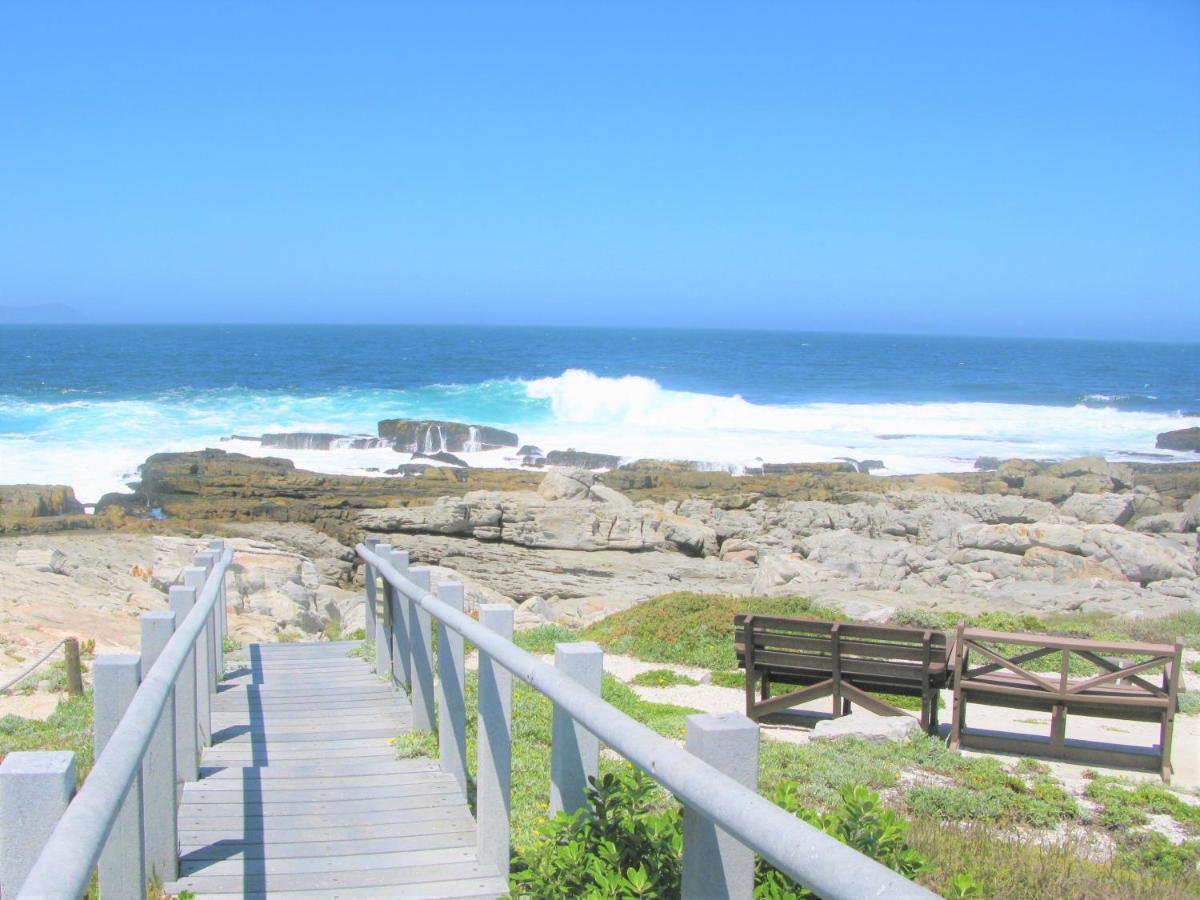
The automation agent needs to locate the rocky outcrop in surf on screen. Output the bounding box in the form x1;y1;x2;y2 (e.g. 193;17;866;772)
1157;427;1200;452
377;419;518;453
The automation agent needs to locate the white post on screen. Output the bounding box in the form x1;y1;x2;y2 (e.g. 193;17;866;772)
436;580;467;796
476;604;513;872
0;752;75;897
550;642;603;816
195;549;223;680
207;539;228;648
94;654;146;899
140;610;178;883
374;543;394;679
408;566;435;732
681;713;760;900
183;566;212;747
169;584;199;785
389;548;412;690
363;536;379;640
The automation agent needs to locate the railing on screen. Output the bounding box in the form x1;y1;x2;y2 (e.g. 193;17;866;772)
358;539;934;900
0;541;233;899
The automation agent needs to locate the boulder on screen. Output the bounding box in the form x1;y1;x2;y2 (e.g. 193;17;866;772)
0;485;85;518
1021;475;1075;502
14;547;68;574
378;419;518;453
997;459;1040;486
1020;546;1127;582
1046;456;1134;490
811;714;921;743
1185;493;1200;529
1156;428;1200;452
538;469;594;501
1132;513;1193;534
1060;492;1135;526
412;451;470;467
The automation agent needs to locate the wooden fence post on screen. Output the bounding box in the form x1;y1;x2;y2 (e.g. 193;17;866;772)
408;566;435;732
550;642;602;816
140;610;178;883
94;654;146;899
436;580;468;796
476;604;513;872
169;584;199;785
374;543;394;679
64;638;83;696
681;713;759;900
0;752;76;897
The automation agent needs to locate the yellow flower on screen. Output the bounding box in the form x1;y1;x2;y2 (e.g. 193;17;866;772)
387;737;396;745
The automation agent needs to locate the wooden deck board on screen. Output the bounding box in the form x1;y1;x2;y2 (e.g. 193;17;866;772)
165;641;504;899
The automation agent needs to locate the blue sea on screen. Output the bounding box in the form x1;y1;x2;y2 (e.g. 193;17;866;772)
1;325;1197;503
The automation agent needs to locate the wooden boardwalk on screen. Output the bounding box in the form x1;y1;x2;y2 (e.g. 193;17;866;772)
165;641;508;899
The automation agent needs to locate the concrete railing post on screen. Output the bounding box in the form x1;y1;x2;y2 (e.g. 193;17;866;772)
681;713;760;900
0;752;76;898
476;604;513;872
363;536;380;640
408;566;435;732
94;654;146;899
436;581;467;796
169;584;199;785
388;548;412;690
374;543;394;679
195;549;223;679
183;565;213;747
550;642;603;816
140;610;178;883
207;539;228;648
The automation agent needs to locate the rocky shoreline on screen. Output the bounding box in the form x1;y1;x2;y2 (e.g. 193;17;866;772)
1;449;1198;652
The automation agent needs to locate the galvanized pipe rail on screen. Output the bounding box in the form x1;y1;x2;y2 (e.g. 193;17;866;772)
3;543;233;899
358;542;933;900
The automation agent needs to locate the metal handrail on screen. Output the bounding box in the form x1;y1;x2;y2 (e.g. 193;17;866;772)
17;549;234;900
358;543;933;900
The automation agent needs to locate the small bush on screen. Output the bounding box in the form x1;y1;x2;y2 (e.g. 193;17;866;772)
393;731;438;759
581;592;841;670
631;668;699;688
514;624;579;654
221;635;242;653
346;627;366;641
709;670;745;689
1116;832;1200;880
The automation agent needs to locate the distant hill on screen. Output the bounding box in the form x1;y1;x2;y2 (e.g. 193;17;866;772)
0;303;78;323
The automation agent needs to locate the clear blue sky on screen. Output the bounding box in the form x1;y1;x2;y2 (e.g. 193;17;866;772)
1;1;1197;338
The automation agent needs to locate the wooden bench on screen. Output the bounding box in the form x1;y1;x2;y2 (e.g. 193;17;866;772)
948;626;1183;782
733;615;950;734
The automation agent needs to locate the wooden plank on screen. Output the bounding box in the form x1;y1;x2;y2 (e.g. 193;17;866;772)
198;759;439;779
167;861;506;894
178;805;475;838
181;831;474;862
182;781;462;806
193;771;444;790
962;628;1173;656
180;846;477;877
179;819;476;851
180;791;465;818
184;877;507;900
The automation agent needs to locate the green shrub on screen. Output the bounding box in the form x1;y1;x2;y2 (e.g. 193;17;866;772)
631;668;699;688
709;670;745;689
580;592;841;670
1115;832;1200;880
393;731;438;759
756;783;929;898
514;624;579;654
221;635;242;653
510;767;682;898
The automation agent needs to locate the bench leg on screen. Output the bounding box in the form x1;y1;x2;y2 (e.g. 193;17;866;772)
842;698;851;716
761;672;771;701
1049;704;1066;752
949;694;965;750
926;692;940;735
1160;710;1175;784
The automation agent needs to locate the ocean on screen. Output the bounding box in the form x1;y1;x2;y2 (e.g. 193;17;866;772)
1;324;1196;504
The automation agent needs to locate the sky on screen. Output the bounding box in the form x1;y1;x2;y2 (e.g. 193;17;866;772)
0;1;1197;339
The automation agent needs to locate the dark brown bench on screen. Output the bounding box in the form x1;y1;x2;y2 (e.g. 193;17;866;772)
948;626;1183;782
733;615;950;734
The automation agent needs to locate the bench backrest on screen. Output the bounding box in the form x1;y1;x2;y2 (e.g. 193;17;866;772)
954;626;1182;705
734;615;949;688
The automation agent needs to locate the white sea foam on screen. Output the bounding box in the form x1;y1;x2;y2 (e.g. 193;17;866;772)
0;369;1194;504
